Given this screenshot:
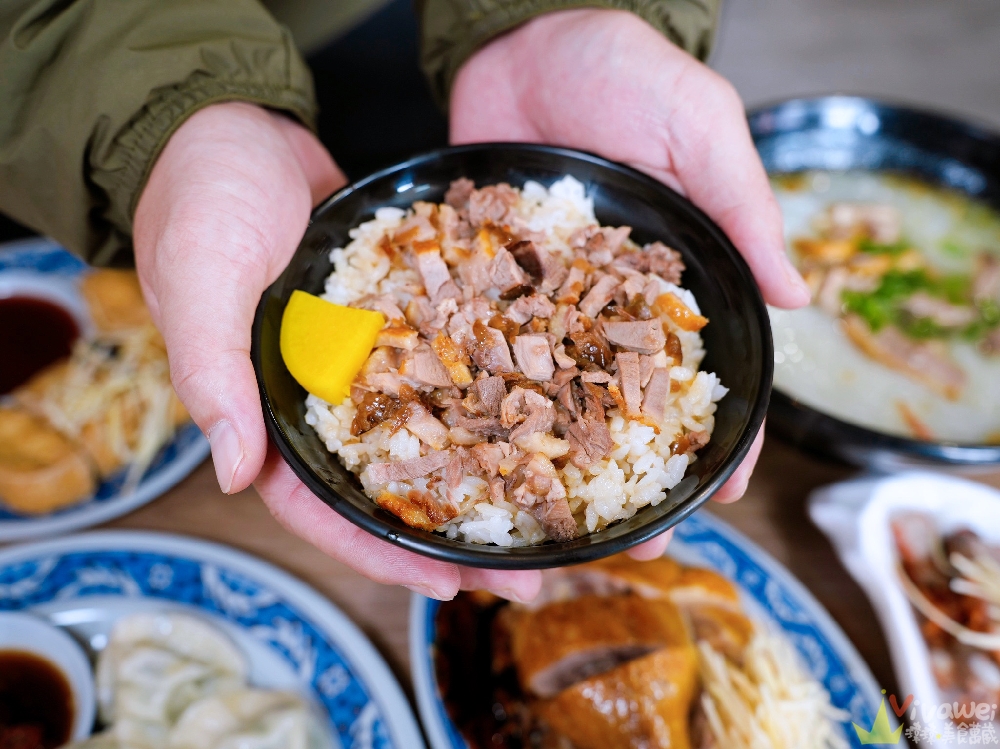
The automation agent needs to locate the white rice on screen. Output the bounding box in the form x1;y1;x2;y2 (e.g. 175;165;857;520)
304;177;726;545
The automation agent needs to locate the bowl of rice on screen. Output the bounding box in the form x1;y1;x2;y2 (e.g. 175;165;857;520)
252;144;771;568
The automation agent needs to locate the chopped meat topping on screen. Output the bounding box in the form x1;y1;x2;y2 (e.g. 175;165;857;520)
470;320;515;373
502;387;556;442
468;183;519;227
414;245;460;303
444;178;475;209
456;243;495;295
376;325;419;350
556;259;589;305
550;304;584;341
671;428;710;457
506;294;556;325
472;442;506;476
508;240;544;280
352;391;408;435
566;417;614;469
578;274;620;318
317;177;721;544
552;344;576;369
579;382;608;421
375;491;437;531
509;453;577;542
617;241;686;284
465;374;507;417
431;332;474;387
357;294;405;322
602;319;666;355
638;354;656;387
364;451;452;486
566;330;612;370
457;416;510;439
409;345;453;388
512;335;555;382
487;314;521;344
641;368;671;422
403;403;450;449
615;351;643;417
489;247;531;295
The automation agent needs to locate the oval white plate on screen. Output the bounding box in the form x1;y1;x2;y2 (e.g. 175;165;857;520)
411;510;890;749
811;471;1000;745
0;530;425;748
0;238;210;541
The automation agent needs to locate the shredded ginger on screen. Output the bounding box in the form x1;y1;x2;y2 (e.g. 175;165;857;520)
697;631;850;749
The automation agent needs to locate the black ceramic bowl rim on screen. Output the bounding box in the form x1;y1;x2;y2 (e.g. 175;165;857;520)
252;143;771;568
750;95;1000;467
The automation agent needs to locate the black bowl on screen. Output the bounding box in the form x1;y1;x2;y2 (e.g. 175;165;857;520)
252;143;771;568
750;96;1000;469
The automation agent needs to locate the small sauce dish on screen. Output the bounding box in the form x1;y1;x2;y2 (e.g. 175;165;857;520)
0;611;96;744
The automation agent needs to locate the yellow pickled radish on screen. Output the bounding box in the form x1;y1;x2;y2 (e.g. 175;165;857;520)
279;290;384;403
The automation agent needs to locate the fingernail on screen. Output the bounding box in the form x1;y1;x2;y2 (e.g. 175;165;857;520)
208;420;243;494
781;253;811;298
405;584;452;601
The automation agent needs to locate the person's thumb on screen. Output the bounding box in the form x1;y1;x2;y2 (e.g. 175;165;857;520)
134;103;337;493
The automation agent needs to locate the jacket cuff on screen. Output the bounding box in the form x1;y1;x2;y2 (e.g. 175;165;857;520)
89;77;316;267
420;0;720;108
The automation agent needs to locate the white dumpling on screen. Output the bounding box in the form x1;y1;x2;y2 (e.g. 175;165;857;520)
97;613;248;727
168;689;335;749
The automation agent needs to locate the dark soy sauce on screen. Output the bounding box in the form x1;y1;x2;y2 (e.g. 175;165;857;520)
436;595;541;749
0;296;80;395
0;650;75;748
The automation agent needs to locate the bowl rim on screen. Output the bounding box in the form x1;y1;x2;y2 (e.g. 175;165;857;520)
750;94;1000;465
252;142;772;568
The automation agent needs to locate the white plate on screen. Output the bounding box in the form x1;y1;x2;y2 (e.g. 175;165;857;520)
811;472;1000;747
410;510;891;749
0;530;425;748
0;238;210;541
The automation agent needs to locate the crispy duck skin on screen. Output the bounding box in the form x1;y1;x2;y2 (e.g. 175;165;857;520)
540;646;698;749
508;594;690;698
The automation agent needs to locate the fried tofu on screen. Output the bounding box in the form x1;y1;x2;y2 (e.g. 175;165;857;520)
0;407;95;514
79;269;151;332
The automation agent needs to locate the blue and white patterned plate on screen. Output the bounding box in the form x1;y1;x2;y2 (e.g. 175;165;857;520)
410;511;891;749
0;238;210;541
0;530;425;748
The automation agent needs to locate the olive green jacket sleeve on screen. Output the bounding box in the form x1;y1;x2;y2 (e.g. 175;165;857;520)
418;0;720;107
0;0;317;266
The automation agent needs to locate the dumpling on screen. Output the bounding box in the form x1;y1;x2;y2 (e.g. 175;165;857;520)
168;689;334;749
67;612;335;749
97;613;248;728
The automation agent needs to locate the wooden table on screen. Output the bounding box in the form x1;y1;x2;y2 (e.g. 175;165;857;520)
104;431;1000;702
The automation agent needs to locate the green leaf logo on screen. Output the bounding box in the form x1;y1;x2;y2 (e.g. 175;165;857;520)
853;699;903;745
